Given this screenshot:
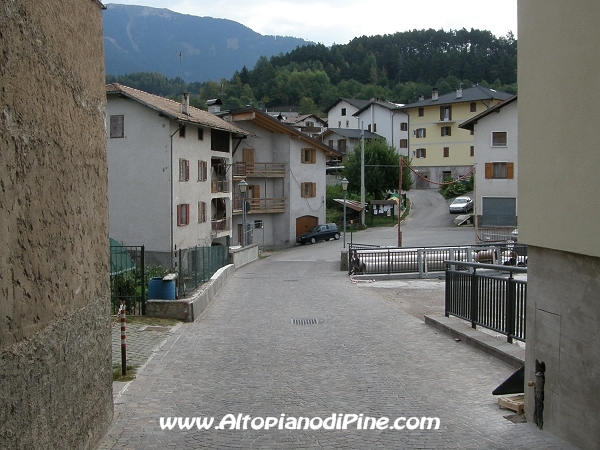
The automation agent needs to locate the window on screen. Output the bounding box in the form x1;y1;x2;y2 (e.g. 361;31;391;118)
338;139;347;153
301;148;316;164
338;121;341;127
400;122;408;131
179;159;189;181
109;115;124;138
341;107;347;116
415;128;426;138
179;124;186;138
470;129;474;135
400;139;408;148
470;146;475;157
416;148;426;158
418;107;424;117
367;124;372;132
198;201;207;223
198;160;207;181
346;120;349;128
470;102;477;112
492;131;508;147
301;182;316;198
177;204;190;226
443;147;449;157
440;105;452;121
441;126;451;137
373;123;377;132
485;162;514;179
198;128;204;140
211;129;230;152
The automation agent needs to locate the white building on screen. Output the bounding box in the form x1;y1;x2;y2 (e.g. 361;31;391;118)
105;84;252;260
325;98;409;153
459;95;518;240
353;99;409;155
220;107;341;246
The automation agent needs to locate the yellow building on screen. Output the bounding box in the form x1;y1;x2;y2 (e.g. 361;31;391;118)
402;86;512;188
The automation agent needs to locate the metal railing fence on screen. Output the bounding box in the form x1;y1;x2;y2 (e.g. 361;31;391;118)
445;260;527;343
109;245;145;315
177;245;229;298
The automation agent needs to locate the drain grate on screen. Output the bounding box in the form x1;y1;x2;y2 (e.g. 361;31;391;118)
292;318;319;325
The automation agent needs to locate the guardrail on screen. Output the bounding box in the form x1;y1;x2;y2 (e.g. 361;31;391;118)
444;260;527;343
348;243;527;277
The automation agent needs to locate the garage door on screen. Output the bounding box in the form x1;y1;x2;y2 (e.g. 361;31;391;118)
296;215;318;238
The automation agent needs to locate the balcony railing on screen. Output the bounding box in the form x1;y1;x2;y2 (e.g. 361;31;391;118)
249;198;285;213
232;162;285;177
211;179;230;193
211;217;231;233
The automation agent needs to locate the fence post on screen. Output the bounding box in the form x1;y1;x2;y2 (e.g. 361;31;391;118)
470;268;478;329
444;266;450;317
506;271;516;343
418;249;424;277
387;248;391;275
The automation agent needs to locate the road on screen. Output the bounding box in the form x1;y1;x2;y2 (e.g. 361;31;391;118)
98;190;577;450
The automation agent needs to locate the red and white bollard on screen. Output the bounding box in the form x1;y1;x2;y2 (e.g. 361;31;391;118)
120;301;127;376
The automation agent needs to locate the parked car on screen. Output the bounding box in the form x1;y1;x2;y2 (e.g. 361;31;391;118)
296;223;340;245
449;196;474;213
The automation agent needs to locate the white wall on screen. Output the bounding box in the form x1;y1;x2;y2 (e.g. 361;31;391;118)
106;97;172;251
474;100;518;216
355;106;409;151
328;100;361;129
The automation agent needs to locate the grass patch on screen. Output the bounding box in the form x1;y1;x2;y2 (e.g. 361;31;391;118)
113;365;137;382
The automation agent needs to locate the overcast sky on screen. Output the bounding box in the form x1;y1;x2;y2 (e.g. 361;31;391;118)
106;0;517;46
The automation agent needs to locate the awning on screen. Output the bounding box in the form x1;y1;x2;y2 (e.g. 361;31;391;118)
333;198;364;212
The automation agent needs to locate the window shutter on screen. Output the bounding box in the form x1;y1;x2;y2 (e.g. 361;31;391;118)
185;160;189;181
311;182;316;197
506;162;514;179
485;163;493;179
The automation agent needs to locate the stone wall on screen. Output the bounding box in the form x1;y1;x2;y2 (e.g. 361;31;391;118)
524;247;600;449
0;0;112;448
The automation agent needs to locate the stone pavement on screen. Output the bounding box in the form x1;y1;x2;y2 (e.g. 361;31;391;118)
99;247;577;449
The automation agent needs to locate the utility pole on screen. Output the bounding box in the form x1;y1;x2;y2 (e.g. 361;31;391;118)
360;122;365;227
398;156;403;247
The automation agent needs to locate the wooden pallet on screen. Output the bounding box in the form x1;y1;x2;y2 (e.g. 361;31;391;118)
498;394;524;414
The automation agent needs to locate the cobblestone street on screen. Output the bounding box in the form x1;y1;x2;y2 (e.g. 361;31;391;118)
100;243;576;449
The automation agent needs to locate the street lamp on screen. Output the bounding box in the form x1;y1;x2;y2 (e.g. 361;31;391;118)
341;177;349;248
239;179;248;246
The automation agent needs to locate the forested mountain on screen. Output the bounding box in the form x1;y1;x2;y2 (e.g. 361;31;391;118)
107;26;517;116
103;4;310;82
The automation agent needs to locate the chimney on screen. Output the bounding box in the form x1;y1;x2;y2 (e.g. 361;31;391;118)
432;88;438;101
418;94;424;101
206;98;222;113
181;92;189;115
456;83;463;99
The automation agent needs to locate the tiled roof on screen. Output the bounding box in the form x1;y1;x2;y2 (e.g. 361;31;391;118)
354;100;405;115
402;85;513;109
324;128;383;140
459;95;517;130
105;83;252;136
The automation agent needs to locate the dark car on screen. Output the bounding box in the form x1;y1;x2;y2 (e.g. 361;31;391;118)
296;223;340;245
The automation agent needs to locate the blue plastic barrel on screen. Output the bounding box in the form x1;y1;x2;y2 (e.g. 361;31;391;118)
148;277;176;300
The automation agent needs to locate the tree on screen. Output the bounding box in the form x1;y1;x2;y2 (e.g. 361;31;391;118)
342;139;411;199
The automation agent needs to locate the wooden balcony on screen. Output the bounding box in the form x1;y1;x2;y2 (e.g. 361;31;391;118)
248;198;285;213
232;162;285;178
211;217;231;233
232;195;285;214
211;179;230;193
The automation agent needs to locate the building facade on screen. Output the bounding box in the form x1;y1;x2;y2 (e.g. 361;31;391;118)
402;86;512;188
0;1;113;448
353;100;409;154
106;84;252;263
222;107;340;247
459;96;518;241
519;2;600;449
